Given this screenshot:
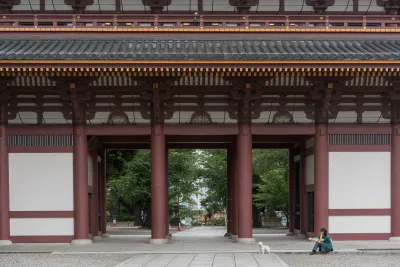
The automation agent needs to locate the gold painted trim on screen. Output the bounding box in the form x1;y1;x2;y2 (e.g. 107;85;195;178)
1;27;400;33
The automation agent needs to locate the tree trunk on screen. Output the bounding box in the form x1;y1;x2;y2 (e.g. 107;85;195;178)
132;204;143;226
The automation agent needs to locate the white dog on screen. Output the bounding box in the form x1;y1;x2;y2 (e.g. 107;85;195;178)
258;242;271;254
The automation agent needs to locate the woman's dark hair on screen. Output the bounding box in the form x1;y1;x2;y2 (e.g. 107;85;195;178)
320;228;328;237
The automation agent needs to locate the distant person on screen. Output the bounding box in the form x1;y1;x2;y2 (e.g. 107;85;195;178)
112;218;117;227
308;228;333;255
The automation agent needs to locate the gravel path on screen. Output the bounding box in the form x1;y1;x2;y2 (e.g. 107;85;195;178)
0;253;133;267
278;253;400;267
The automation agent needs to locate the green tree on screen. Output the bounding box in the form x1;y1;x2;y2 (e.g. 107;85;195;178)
200;194;223;225
253;161;289;225
197;150;227;207
107;149;200;227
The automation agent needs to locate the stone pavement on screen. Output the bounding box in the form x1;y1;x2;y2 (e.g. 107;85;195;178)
117;253;288;267
1;227;400;254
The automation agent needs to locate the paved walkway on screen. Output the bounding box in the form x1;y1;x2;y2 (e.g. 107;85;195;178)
1;227;400;255
117;253;287;267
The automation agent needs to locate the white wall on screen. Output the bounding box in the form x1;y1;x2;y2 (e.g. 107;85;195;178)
306;155;314;185
10;218;74;236
9;153;73;211
329;152;391;209
329;216;390;234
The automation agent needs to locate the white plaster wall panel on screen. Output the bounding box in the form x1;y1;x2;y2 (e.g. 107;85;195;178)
203;0;235;12
358;0;383;12
9;153;73;211
329;111;357;124
42;112;69;124
256;0;280;12
323;0;353;12
363;111;390;124
45;0;69;11
329;216;391;233
8;112;37;124
10;218;74;236
166;111;192;124
285;0;314;12
292;111;313;124
88;155;93;187
121;0;144;11
329;152;391;209
208;111;236;124
306;155;314;185
87;0;115;11
89;112;109;124
13;0;40;11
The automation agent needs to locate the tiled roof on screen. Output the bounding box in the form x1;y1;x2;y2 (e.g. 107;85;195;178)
0;38;400;60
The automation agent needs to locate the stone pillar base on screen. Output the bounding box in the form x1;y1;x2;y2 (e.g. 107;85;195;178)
296;234;306;239
389;237;400;242
93;236;102;241
0;240;12;246
102;233;110;238
230;234;238;240
149;238;169;244
166;233;172;239
224;232;232;237
236;238;256;244
71;239;93;245
286;232;294;236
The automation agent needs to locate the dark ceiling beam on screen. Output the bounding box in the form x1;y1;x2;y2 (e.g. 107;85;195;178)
13;97;384;104
103;143;294;150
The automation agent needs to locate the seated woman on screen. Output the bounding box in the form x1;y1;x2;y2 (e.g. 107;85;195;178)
308;228;333;255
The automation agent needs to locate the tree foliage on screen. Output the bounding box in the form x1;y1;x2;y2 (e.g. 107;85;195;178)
252;149;289;219
107;149;199;226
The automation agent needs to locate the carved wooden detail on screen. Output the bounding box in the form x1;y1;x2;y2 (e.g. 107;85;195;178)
306;0;335;13
142;0;171;14
52;76;96;123
64;0;94;13
137;77;178;124
229;0;259;14
377;0;400;15
226;77;266;124
190;111;212;124
305;78;346;123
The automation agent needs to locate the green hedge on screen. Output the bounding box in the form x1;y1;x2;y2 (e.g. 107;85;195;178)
110;214;136;222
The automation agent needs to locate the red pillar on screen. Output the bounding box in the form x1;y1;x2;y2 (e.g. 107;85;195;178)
231;139;238;238
287;148;295;235
225;146;233;236
99;149;108;237
0;103;11;245
236;123;255;243
90;150;99;239
314;124;329;236
71;125;92;244
150;124;168;244
300;140;307;237
165;148;170;238
390;124;400;241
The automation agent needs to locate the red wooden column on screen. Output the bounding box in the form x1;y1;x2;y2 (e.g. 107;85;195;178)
165;148;170;238
0;103;11;245
236;123;255;243
71;124;92;244
231;138;239;239
390;118;400;241
287;148;295;236
99;149;108;237
299;140;307;237
90;150;100;240
225;146;233;236
150;123;168;244
314;124;329;236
